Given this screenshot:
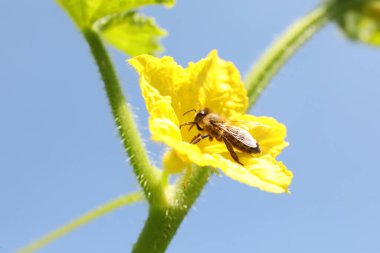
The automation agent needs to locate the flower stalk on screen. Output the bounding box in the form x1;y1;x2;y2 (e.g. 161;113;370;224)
132;166;212;253
245;0;370;107
245;3;332;107
81;28;166;207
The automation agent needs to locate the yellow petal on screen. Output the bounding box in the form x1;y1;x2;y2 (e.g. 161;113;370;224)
186;50;248;117
128;54;186;118
219;154;293;193
129;51;248;121
149;98;181;143
129;55;181;143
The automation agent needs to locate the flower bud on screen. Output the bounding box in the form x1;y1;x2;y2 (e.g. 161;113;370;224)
335;0;380;46
163;149;188;174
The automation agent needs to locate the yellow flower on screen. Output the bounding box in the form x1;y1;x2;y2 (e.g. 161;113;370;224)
128;50;293;193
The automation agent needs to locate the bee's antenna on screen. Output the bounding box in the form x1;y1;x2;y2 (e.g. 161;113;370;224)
183;109;197;116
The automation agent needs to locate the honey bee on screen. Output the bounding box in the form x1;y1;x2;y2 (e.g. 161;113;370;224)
179;108;260;165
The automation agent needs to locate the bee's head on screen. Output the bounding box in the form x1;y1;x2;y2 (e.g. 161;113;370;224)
182;108;211;123
194;108;210;123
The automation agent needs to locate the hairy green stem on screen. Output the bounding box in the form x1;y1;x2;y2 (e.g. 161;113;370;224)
82;28;166;206
17;192;144;253
245;0;368;107
132;166;212;253
245;3;332;107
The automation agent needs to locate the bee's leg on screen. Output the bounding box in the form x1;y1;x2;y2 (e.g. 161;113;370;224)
179;122;203;131
195;123;204;131
223;138;244;166
179;122;195;129
191;134;209;144
190;133;201;143
208;136;213;142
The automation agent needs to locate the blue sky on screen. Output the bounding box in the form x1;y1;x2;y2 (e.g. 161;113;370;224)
1;0;380;252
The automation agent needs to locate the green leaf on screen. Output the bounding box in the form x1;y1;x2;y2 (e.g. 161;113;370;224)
336;0;380;46
57;0;174;28
98;12;167;56
56;0;174;56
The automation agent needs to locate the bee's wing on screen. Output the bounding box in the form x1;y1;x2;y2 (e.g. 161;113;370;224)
215;123;259;149
229;119;270;130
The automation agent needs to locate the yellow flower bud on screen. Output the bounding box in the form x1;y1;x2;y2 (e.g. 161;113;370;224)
163;149;188;174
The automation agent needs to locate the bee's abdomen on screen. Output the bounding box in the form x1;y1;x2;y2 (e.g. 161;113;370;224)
227;135;260;154
244;143;261;154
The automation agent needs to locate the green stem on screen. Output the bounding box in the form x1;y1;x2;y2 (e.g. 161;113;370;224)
132;166;212;253
245;0;369;107
82;28;166;206
17;192;144;253
245;3;333;107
